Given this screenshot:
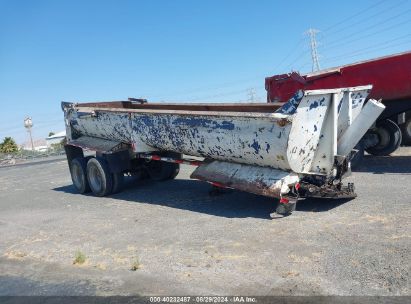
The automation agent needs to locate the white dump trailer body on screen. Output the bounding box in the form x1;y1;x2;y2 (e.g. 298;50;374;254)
62;86;384;215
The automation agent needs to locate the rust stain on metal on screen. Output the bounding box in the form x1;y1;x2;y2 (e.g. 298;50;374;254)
276;117;290;127
191;160;299;198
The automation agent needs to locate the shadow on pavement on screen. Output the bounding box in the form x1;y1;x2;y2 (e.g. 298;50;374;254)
296;198;352;212
353;155;411;174
53;176;351;219
0;275;96;296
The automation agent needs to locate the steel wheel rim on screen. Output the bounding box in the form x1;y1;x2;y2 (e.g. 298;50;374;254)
406;121;411;137
89;164;103;192
72;164;84;189
375;128;390;149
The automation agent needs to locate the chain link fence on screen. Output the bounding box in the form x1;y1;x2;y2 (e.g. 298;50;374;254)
0;147;66;166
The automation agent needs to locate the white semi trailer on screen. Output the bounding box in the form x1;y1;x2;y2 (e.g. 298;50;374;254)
62;86;384;215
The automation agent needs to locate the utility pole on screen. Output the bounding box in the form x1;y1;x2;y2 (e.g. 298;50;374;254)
24;117;34;151
247;87;257;102
306;28;321;72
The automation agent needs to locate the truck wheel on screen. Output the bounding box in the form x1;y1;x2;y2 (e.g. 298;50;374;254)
70;157;91;194
112;172;124;194
86;157;113;197
146;152;181;181
365;119;402;156
400;112;411;145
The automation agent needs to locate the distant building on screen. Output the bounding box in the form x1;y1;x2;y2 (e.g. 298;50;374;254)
21;139;48;152
46;131;66;148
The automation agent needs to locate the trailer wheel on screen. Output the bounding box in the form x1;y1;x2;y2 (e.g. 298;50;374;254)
70;157;91;194
86;157;113;197
365;119;402;156
146;152;181;181
112;172;124;194
400;112;411;145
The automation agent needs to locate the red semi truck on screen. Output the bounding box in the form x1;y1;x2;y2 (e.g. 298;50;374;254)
265;51;411;156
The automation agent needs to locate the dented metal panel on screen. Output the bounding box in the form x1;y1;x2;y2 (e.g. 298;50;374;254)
67;107;294;170
286;93;332;173
191;160;299;198
130;112;292;170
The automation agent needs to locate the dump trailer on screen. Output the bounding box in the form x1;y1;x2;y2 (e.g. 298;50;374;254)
265;51;411;156
62;86;384;216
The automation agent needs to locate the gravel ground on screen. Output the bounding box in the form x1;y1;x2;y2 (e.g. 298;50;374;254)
0;148;410;296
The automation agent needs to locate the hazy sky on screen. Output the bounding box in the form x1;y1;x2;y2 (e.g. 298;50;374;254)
1;0;410;144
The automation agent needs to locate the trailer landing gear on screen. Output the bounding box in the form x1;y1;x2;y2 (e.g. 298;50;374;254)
272;198;298;217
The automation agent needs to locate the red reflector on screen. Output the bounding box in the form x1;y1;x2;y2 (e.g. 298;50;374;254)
175;159;184;164
279;197;289;204
151;155;161;161
191;161;201;166
211;182;225;188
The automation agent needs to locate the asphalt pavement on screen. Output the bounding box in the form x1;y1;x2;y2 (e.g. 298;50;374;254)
0;148;410;296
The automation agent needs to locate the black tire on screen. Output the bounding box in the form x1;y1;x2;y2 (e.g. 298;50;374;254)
400;112;411;145
350;141;365;170
146;152;181;181
86;157;113;197
112;172;124;194
70;157;90;194
365;119;402;156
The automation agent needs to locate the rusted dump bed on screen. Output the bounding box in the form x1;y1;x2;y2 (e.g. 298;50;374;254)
64;87;378;174
62;86;384;208
76;101;283;113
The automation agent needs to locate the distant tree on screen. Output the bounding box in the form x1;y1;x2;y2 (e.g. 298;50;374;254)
48;132;55;137
0;137;18;153
51;138;65;151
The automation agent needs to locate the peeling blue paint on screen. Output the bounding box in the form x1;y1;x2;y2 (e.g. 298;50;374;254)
251;140;261;154
309;97;326;111
309;101;319;110
275;90;304;114
173;117;234;130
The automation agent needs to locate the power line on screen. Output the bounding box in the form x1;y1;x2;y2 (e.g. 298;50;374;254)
323;33;411;61
149;75;263;100
161;88;251;102
322;40;411;64
324;0;408;36
296;35;411;73
323;22;411;55
323;8;411;49
89;1;409;103
270;38;305;73
322;0;388;33
281;41;312;72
